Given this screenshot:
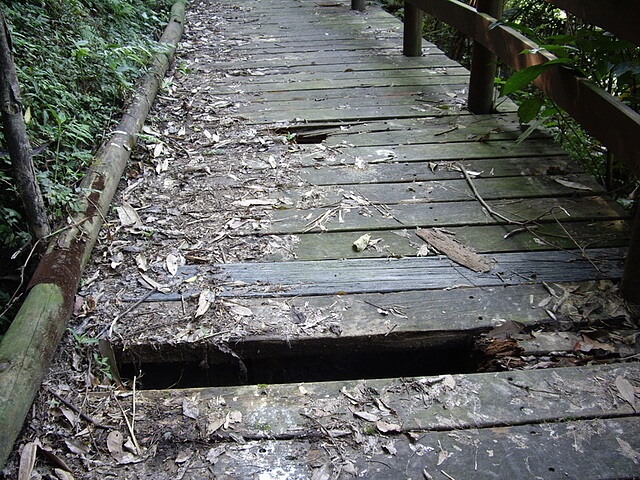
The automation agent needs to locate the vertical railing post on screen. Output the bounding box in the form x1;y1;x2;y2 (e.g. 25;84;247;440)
351;0;365;11
468;0;503;113
403;1;423;57
621;212;640;304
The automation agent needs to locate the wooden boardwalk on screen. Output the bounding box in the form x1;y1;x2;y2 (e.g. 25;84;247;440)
109;0;639;478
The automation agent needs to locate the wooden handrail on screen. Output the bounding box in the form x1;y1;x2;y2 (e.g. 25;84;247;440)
402;0;640;302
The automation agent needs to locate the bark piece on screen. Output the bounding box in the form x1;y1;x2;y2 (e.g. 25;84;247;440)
416;228;493;272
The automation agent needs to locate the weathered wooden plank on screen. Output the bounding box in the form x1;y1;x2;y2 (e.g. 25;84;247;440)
213;248;624;297
110;362;640;439
215;66;468;86
239;107;450;124
116;282;563;347
233;89;472;117
264;221;630;261
120;416;640;479
203;56;460;73
296;140;567;166
229;84;471;108
265;196;626;235
278;174;605;209
210;73;470;95
224;39;404;55
204;57;461;74
203;48;455;69
299;156;575;185
321;113;538;146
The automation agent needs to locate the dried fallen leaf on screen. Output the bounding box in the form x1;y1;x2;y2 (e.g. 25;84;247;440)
382;440;397;455
166;253;184;276
311;462;333;480
555;178;592;191
376;420;402;433
442;375;456;390
139;273;170;293
175;449;193;464
64;438;90;456
116;203;142;227
338;462;356;476
352;233;371;252
195;289;216;318
615;376;637;411
106;431;124;460
59;405;78;428
207;413;226;435
206;445;226;464
352;410;380;422
182;397;200;419
437;446;451;465
487;320;525;339
135;253;149;272
54;468;75;480
153;143;164;158
18;440;40;480
226;303;253;317
617;437;640;464
224;410;243;429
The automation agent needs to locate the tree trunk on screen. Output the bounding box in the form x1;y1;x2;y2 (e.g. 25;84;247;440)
0;8;50;242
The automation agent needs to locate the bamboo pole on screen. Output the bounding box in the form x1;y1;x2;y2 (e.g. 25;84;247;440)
0;0;186;468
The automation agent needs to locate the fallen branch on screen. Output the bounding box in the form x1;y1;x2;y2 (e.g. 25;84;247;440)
43;386;109;429
457;162;520;225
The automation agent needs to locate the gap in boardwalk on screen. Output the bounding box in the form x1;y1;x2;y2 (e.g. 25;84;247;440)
118;336;477;389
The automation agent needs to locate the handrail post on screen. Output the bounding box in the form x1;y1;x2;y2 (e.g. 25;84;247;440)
468;0;503;113
621;212;640;304
351;0;365;11
403;1;423;57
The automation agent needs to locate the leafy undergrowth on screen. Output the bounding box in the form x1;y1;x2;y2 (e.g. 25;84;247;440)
0;0;173;337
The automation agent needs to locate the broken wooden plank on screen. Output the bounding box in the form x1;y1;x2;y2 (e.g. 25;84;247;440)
114;281;596;343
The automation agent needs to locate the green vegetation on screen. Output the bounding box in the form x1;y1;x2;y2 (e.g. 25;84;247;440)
380;0;640;192
0;0;172;336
